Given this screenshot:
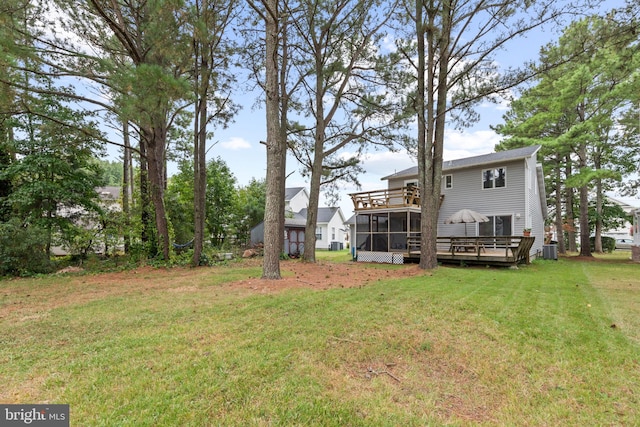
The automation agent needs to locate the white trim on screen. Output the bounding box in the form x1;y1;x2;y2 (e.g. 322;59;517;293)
443;174;453;189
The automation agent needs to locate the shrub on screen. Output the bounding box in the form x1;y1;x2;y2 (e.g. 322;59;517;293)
0;220;53;276
589;236;616;253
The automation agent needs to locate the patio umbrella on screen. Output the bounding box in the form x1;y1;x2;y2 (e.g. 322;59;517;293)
444;209;489;236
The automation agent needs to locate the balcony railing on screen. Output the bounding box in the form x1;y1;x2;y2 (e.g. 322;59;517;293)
350;186;421;210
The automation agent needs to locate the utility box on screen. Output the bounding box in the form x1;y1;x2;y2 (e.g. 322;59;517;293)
329;241;343;251
543;244;558;260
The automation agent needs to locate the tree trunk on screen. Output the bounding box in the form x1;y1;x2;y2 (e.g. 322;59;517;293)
303;145;323;262
122;119;131;254
554;156;565;254
193;56;207;266
575;98;592;257
277;15;289;260
302;50;325;263
564;156;577;252
416;0;428;269
45;208;53;260
419;0;448;270
142;127;171;260
593;146;604;253
262;0;283;279
577;141;592;257
565;187;577;252
578;184;592;257
139;138;153;250
594;178;603;253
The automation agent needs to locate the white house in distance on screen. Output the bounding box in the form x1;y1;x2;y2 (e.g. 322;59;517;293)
51;186;122;256
348;145;548;266
603;195;638;239
605;194;640;262
250;187;347;256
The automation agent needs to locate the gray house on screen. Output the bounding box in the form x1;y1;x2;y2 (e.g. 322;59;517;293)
348;145;547;264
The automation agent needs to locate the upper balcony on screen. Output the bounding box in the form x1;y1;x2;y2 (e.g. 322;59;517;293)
350;186;421;211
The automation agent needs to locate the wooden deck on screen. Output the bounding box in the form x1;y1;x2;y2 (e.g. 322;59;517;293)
406;236;536;267
351;187;422;210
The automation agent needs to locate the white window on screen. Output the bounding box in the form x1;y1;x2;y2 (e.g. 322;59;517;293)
482;167;506;189
331;227;336;240
444;174;453;189
315;226;322;240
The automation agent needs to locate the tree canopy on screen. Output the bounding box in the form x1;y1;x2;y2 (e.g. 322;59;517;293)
0;0;637;274
495;12;639;255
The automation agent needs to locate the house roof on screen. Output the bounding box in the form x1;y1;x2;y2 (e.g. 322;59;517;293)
97;186;120;200
285;187;306;201
381;145;542;180
283;207;345;228
606;194;640;213
298;207;345;224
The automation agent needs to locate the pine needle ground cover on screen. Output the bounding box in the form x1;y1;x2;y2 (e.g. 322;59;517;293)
1;253;638;426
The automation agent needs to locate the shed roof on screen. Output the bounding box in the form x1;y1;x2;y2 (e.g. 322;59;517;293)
284;211;307;227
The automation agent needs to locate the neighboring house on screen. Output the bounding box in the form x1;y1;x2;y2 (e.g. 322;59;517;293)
603;195;638;239
51;186;122;256
299;207;347;251
604;195;640;261
348;145;548;264
285;187;309;213
250;187;347;255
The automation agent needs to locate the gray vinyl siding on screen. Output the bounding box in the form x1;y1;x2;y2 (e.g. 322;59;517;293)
438;159;527;236
528;159;546;254
386;160;528;235
388;177;412;189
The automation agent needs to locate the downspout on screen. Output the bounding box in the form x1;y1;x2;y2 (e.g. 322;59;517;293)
524;158;531;231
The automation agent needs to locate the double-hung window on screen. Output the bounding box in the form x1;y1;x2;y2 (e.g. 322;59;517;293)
482;167;506;189
443;174;453;189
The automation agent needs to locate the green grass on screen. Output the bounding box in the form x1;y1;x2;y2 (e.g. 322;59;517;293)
1;254;639;426
313;248;354;263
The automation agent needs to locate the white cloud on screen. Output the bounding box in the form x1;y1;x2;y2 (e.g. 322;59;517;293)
351;129;500;181
348;149;415;178
443;129;501;160
220;137;252;151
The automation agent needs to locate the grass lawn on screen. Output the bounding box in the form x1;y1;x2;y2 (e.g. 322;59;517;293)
1;251;639;426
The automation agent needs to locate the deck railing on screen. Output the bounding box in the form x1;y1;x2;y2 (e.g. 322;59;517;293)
407;235;535;265
350;186;420;210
